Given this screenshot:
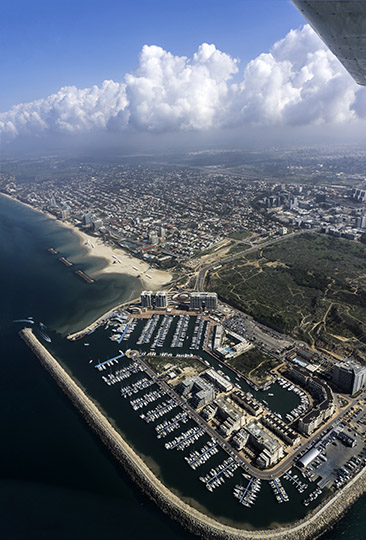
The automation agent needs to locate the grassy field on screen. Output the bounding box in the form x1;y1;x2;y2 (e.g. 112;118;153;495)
209;233;366;362
229;348;280;385
145;355;204;377
228;230;252;241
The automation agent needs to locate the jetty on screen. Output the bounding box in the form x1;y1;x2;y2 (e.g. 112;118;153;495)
74;269;94;283
20;327;366;540
58;256;73;267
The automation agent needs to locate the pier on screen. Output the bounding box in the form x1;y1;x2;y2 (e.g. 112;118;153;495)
74;269;94;283
58;256;73;267
20;327;366;540
95;352;124;370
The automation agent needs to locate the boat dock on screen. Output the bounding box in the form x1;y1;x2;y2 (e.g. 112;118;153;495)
270;478;289;503
101;362;143;386
129;389;166;410
165;426;204;451
171;315;190;348
137;315;160;345
185;440;219;469
190;318;205;350
95;352;125;370
155;411;188;438
140;399;177;423
199;457;239;492
233;477;261;507
283;471;308;493
151;316;173;349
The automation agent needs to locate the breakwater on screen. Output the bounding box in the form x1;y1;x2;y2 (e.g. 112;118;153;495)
20;327;366;540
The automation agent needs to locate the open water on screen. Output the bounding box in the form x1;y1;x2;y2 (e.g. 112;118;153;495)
0;193;364;539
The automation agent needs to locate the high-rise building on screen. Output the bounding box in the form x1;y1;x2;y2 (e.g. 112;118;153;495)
82;211;94;226
141;290;168;309
141;291;152;308
356;215;366;229
155;291;168;308
332;360;366;394
292;1;366;85
190;292;217;311
92;218;103;231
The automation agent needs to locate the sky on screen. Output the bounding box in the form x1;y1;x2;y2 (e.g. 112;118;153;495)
1;0;366;153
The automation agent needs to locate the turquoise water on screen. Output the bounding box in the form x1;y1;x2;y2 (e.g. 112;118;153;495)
0;193;364;539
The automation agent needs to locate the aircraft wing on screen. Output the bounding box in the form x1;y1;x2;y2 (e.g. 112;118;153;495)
291;0;366;85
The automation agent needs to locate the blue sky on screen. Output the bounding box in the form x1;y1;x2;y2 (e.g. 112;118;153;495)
1;0;365;151
0;0;303;111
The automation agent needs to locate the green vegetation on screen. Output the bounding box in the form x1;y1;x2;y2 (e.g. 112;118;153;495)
209;234;366;362
229;348;279;385
228;230;252;241
227;244;251;255
145;355;204;378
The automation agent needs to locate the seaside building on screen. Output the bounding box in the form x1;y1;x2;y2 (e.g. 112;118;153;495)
140;291;168;309
214;329;252;359
231;389;263;417
245;421;284;468
176;375;215;410
332;360;366;395
82;211;95;226
261;412;301;447
231;429;249;451
288;367;335;435
155;291;168;308
190;292;217;311
141;291;152;308
215;396;246;437
203;368;233;393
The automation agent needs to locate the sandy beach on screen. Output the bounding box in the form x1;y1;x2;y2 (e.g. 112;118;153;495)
0;192;173;291
63;222;173;290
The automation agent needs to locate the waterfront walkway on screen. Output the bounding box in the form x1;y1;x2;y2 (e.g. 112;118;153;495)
20;327;366;540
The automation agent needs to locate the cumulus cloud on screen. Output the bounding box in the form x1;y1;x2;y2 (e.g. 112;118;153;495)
1;25;365;143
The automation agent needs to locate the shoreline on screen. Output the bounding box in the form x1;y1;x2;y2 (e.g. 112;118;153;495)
21;327;366;540
0;191;173;291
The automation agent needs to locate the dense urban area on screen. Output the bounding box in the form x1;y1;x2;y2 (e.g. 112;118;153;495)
5;147;366;536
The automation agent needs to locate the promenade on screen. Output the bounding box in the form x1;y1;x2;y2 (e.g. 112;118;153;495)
20;327;366;540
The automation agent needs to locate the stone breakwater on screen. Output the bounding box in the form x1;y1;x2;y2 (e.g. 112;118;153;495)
20;327;366;540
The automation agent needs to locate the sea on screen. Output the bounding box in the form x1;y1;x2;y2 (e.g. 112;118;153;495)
0;193;364;540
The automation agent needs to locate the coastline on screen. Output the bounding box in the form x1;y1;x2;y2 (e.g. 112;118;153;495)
21;327;366;540
0;191;173;291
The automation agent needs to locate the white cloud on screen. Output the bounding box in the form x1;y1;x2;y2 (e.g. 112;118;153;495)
124;43;238;131
1;25;366;143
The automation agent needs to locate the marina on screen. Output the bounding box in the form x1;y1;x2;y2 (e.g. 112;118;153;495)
185;440;219;469
137;315;161;345
129;389;166;410
270;478;290;504
95;352;125;370
155;411;189;438
233;477;261;507
171;315;190;348
140;399;178;423
164;426;204;451
151;315;173;349
199;457;239;492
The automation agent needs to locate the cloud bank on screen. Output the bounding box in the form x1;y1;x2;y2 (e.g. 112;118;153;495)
1;25;365;144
